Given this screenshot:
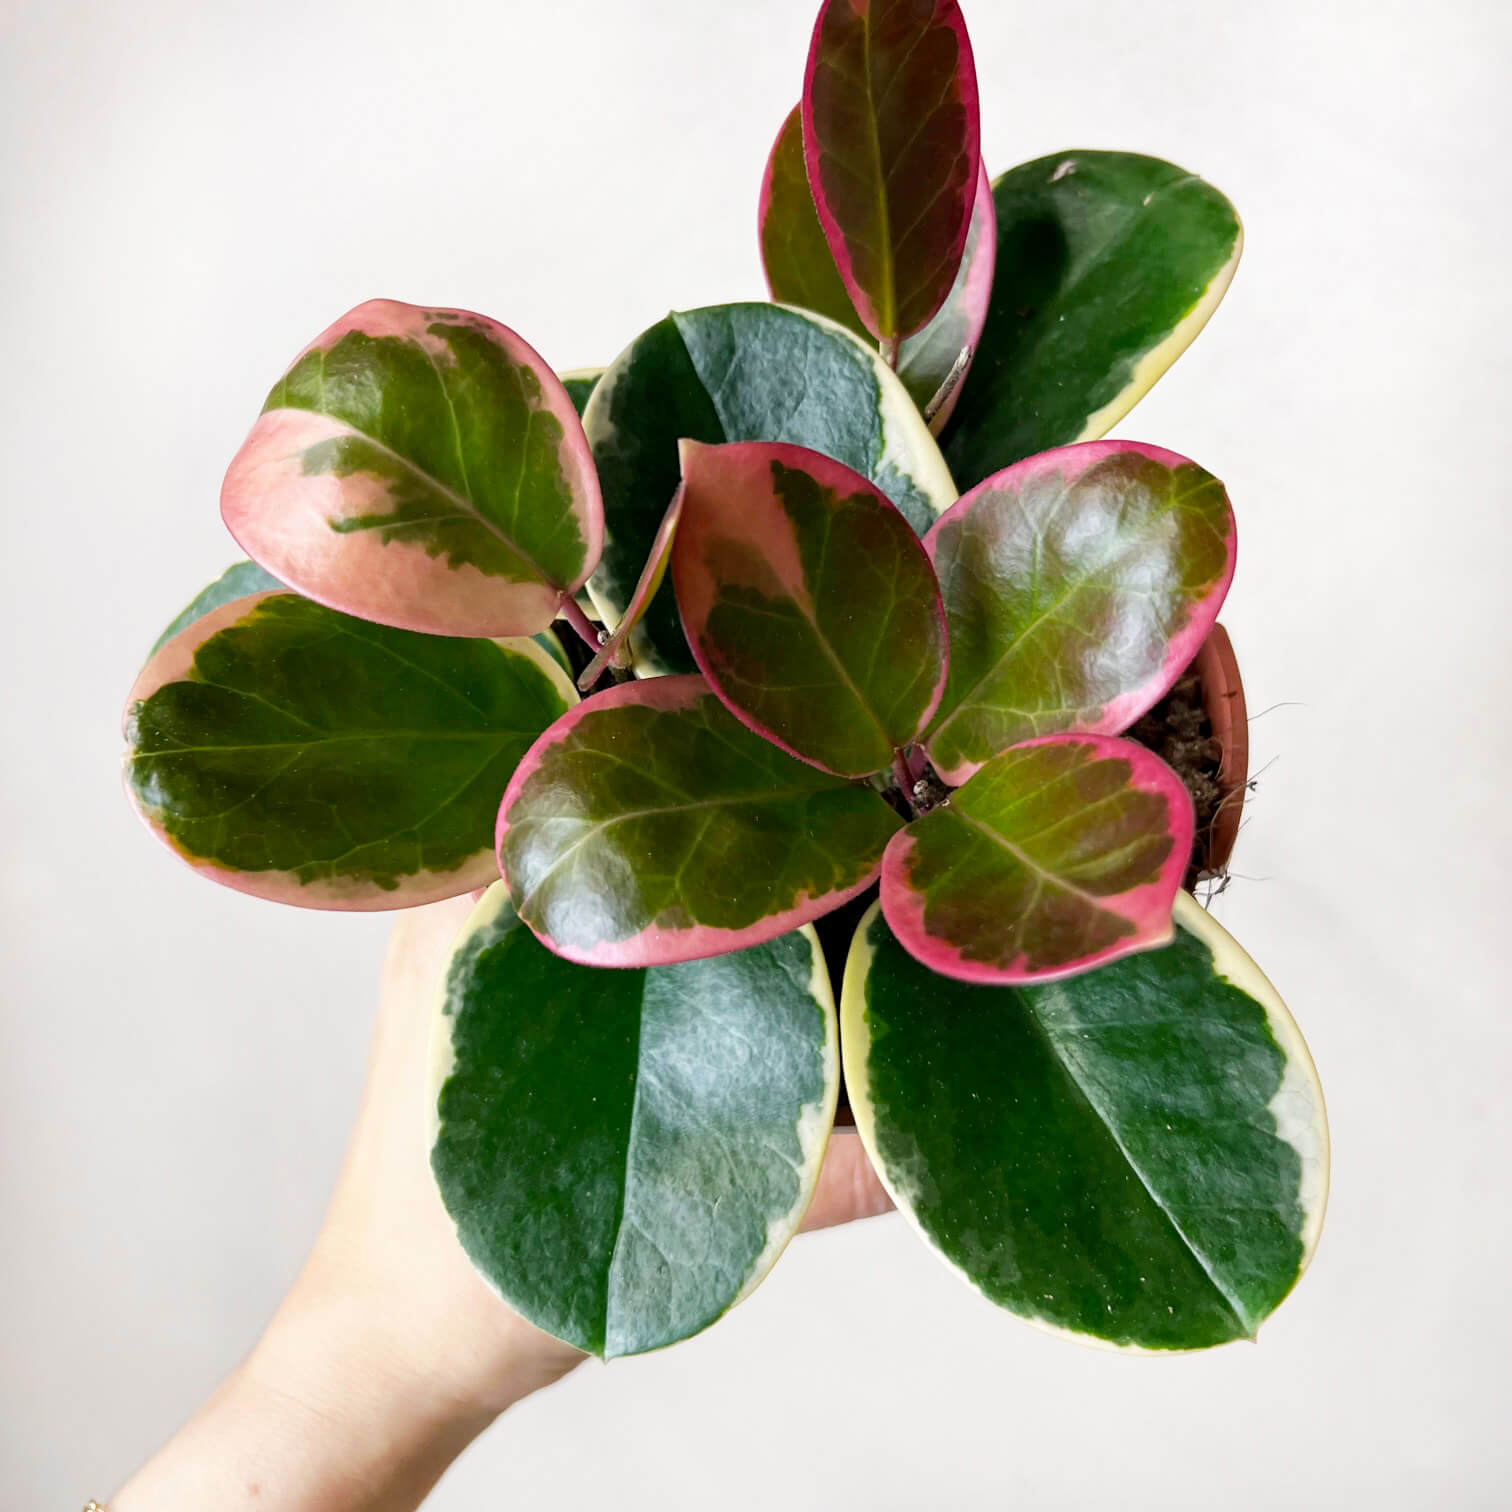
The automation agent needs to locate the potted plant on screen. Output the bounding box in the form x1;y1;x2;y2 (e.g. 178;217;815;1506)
122;0;1328;1361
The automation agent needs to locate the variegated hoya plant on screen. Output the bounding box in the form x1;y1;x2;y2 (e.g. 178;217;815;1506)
124;0;1328;1360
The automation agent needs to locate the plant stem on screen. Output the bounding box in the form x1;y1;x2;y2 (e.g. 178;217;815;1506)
879;335;900;370
892;749;915;807
558;594;604;653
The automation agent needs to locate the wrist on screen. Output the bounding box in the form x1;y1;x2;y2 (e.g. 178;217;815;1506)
109;1279;550;1512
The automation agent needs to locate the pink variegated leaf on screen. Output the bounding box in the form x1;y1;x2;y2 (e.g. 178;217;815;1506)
497;675;903;966
672;439;947;778
882;734;1193;985
222;299;603;639
923;441;1236;786
124;591;576;910
760;102;996;425
803;0;980;346
576;485;684;689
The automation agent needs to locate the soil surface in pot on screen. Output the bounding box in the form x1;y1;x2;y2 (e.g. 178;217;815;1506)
1127;668;1227;891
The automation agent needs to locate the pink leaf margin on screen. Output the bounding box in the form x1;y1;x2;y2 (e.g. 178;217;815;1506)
802;0;982;342
917;159;997;430
922;439;1237;786
122;592;503;911
671;438;949;778
221;298;604;640
880;733;1196;987
496;673;889;968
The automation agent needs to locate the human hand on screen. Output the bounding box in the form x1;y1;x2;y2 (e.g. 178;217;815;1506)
111;895;890;1511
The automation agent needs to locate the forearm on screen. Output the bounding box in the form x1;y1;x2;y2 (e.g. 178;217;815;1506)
109;1287;525;1512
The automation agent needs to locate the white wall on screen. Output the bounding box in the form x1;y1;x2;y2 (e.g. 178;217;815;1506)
2;0;1509;1505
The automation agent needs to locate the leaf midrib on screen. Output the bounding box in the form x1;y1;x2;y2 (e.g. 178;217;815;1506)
300;351;566;589
930;479;1206;752
514;785;853;917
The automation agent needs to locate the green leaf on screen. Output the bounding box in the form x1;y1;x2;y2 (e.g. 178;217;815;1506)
923;441;1236;785
150;560;282;654
581;303;956;676
673;439;947;777
559;367;603;418
882;735;1192;985
222;299;604;638
942;152;1242;490
842;894;1329;1349
124;592;575;908
759;105;997;424
497;674;904;965
802;0;981;344
430;885;838;1359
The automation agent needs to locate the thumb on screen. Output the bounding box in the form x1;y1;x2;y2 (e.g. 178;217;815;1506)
799;1132;894;1232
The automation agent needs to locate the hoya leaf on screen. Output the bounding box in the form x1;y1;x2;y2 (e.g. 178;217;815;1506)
582;303;956;677
150;560;282;654
881;735;1192;984
802;0;980;344
758;104;870;343
576;486;683;689
124;592;575;908
430;885;837;1359
923;441;1235;786
497;674;904;965
760;104;996;423
943;153;1243;489
842;894;1329;1350
897;160;996;428
222;299;604;638
672;439;947;777
559;367;603;418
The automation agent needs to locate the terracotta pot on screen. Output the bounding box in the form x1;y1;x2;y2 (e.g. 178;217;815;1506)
1190;623;1249;880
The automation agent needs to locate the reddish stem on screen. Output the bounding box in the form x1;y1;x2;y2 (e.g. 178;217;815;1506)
558;594;604;653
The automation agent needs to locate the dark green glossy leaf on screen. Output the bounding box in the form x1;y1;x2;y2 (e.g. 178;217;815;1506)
802;0;980;343
497;675;904;965
882;735;1192;984
150;560;282;654
923;441;1235;785
124;592;575;908
843;895;1328;1349
560;367;603;418
943;152;1242;489
760;105;997;424
582;303;956;676
430;885;837;1358
673;439;947;777
223;299;604;638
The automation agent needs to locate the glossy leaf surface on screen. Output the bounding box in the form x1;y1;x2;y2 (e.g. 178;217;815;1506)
843;895;1329;1349
497;675;904;965
673;440;947;776
923;441;1235;785
803;0;980;342
430;886;837;1358
883;735;1192;984
576;486;683;688
559;367;603;418
222;299;603;638
582;303;956;676
943;153;1243;489
150;560;282;653
125;592;574;908
760;105;996;423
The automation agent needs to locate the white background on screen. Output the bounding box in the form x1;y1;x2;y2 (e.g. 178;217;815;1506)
2;0;1509;1505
